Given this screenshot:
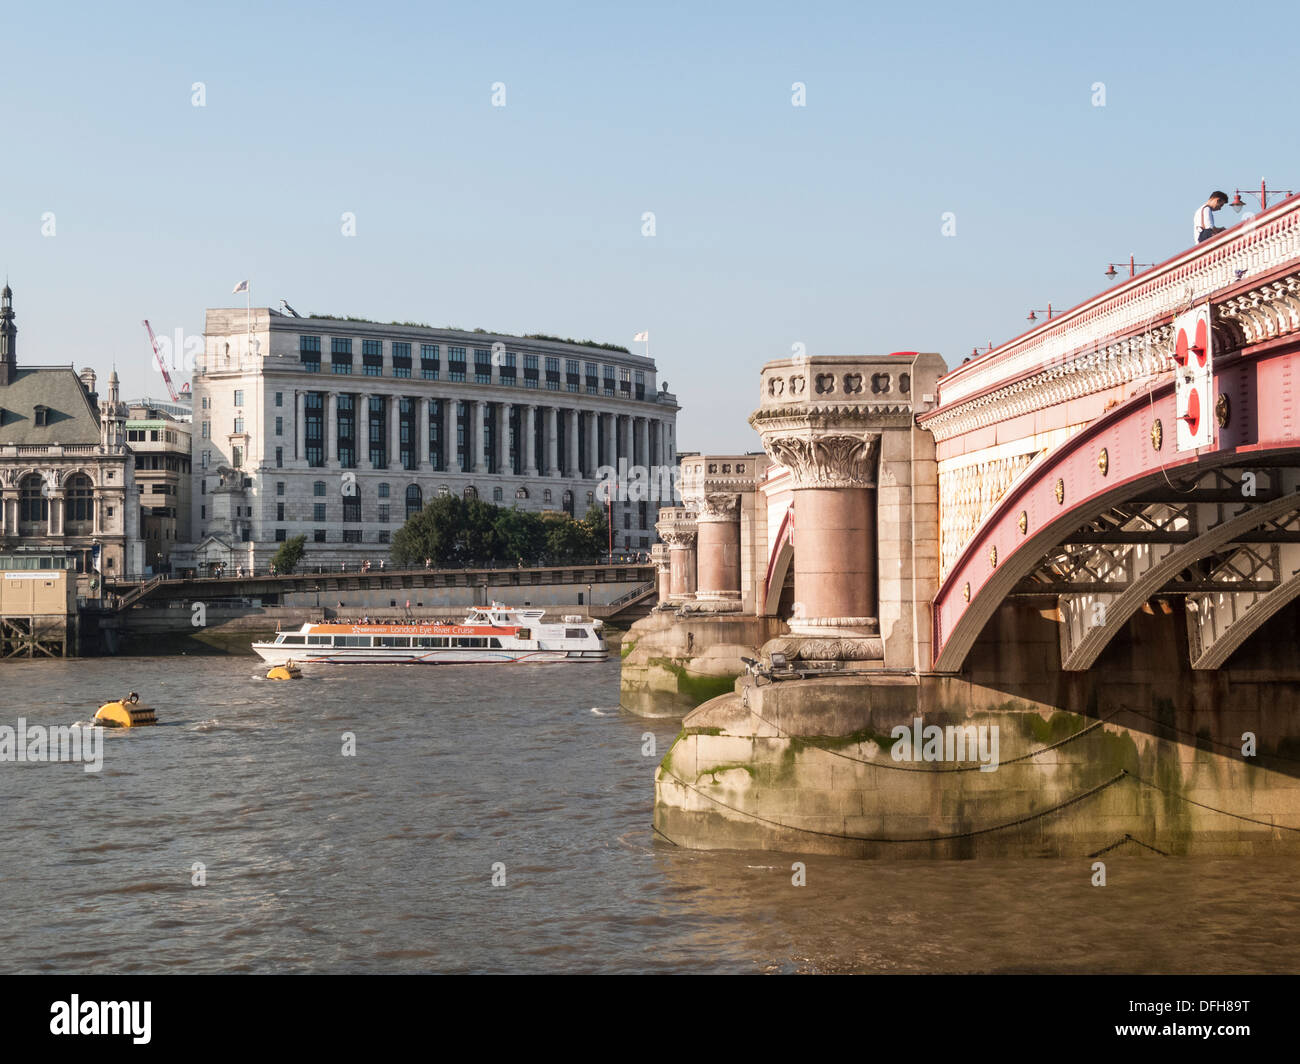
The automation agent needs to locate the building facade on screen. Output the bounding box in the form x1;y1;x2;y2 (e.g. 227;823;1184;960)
183;308;680;569
126;402;193;571
0;286;142;590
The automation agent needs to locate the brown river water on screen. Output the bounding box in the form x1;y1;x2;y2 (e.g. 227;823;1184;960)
1;656;1296;974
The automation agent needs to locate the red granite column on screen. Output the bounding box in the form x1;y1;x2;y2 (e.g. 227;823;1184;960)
694;493;741;608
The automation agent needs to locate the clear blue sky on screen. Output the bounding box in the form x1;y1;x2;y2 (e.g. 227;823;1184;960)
2;0;1295;452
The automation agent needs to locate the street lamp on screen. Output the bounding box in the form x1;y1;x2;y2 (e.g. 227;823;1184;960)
1104;255;1155;280
1229;179;1295;214
1027;304;1059;323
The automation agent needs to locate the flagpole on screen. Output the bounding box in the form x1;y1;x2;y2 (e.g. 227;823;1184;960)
246;282;252;355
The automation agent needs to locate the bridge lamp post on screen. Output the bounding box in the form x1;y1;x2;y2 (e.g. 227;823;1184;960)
1104;255;1156;280
1027;304;1059;323
1229;179;1295;214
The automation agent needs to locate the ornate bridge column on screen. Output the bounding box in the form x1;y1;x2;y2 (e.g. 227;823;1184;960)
651;542;672;605
656;507;697;602
693;492;742;610
751;352;947;667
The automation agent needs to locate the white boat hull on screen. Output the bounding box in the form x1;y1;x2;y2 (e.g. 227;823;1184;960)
251;644;607;666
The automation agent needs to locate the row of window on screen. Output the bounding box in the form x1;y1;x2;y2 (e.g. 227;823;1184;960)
266;528;652;548
280;634;505;649
297;337;646;394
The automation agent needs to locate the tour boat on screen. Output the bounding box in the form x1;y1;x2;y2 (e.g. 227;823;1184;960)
251;604;607;665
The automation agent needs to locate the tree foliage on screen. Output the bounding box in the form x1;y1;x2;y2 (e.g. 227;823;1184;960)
271;534;306;574
392;496;607;567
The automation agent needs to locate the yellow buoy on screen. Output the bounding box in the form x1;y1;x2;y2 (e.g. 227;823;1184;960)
94;692;157;728
266;660;302;681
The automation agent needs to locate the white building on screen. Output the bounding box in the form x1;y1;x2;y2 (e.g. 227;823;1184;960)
181;308;681;571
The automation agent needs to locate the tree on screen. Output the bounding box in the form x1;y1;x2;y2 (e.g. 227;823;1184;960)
271;534;306;575
392;493;464;567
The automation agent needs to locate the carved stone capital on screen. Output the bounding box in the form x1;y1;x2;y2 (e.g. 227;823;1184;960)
655;506;697;547
659;526;697;549
696;491;740;522
759;431;880;490
762;634;884;664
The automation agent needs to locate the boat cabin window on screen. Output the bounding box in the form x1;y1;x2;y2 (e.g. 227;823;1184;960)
565;628;586;639
307;635;333;646
279;635;306;645
416;636;449;648
376;636;411;648
488;637;502;648
336;635;370;648
517;628;530;640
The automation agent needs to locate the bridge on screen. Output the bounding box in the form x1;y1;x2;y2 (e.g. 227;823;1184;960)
921;194;1300;673
638;195;1300;857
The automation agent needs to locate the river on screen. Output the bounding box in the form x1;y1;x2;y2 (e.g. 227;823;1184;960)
1;656;1295;973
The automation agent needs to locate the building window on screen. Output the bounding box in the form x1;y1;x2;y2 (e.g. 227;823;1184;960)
18;474;49;531
464;485;477;500
233;417;245;434
343;529;362;543
406;483;422;518
276;503;285;521
544;489;552;504
544;356;560;392
377;503;389;522
314;480;327;496
344;496;361;522
363;339;383;376
428;399;444;471
377;482;390;498
275;416;283;436
492;486;503;502
233;389;244;406
331;337;353;374
314;529;326;542
336;393;356;468
305;393;325;467
378;530;391;544
276;481;285;496
232;446;242;468
369;395;387;468
392;341;412;378
275;392;284;407
421;344;440;380
399;397;416;470
275;528;287;542
275;447;283;468
300;336;322;371
314;502;326;521
474;348;491;384
201;421;210;438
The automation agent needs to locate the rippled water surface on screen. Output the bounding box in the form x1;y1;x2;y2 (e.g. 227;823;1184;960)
1;657;1296;973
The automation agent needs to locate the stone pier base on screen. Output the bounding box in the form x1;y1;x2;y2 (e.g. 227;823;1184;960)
619;611;788;717
654;603;1300;857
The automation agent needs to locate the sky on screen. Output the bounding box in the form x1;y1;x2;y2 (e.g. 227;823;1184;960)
2;0;1298;452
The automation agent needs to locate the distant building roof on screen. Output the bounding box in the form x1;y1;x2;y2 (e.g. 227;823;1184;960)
0;367;100;445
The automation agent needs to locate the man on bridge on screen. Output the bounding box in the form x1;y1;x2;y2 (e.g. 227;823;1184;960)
1195;191;1229;243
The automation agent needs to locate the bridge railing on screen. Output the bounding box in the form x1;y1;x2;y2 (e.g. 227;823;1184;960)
933;193;1300;409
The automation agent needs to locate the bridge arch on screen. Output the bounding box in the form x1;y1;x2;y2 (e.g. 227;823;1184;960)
933;339;1300;672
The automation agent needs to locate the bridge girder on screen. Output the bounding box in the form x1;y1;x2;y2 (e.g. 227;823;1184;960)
931;337;1300;672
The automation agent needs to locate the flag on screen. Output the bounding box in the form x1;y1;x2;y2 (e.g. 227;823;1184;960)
92;544;102;573
232;280;249;294
633;331;649;342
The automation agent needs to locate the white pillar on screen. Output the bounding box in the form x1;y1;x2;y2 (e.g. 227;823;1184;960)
327;392;338;464
604;413;617;472
474;400;489;473
635;416;648;470
524;405;538;476
359;394;371;468
546;407;560;477
496;402;509;474
621;414;633;466
389;394;401;469
418;398;430;469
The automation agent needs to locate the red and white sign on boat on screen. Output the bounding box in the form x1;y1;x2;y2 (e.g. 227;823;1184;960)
251;604;607;665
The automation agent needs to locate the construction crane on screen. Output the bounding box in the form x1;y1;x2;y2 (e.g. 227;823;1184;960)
141;319;181;403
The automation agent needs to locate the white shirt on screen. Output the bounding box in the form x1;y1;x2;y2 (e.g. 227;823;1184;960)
1194;203;1217;239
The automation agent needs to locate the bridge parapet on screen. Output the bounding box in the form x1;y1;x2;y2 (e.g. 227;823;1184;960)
930;194;1300;418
